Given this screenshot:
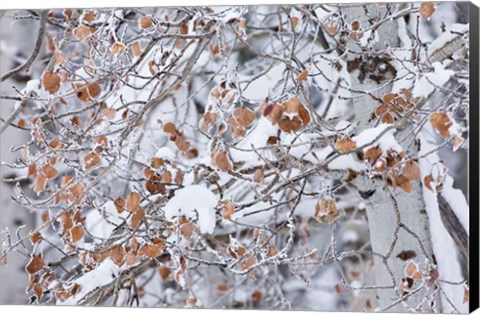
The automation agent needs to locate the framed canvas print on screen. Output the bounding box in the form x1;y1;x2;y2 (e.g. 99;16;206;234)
0;1;478;313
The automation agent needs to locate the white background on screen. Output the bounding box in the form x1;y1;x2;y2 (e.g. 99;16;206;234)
0;0;478;314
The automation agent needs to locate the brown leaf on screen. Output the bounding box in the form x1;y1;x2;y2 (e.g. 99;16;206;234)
218;283;229;293
42;72;61;94
405;261;422;280
315;198;341;224
33;283;43;300
111;246;126;266
131;40;142;57
139;16;153;29
114;197;126;213
364;146;383;164
263;103;284;125
463;285;469;304
26;254;44;274
253;168;264;183
212;150;231;171
396;250;417;261
381;111;395;124
240;255;257;270
334;283;343;294
298;104;311;126
251;291;262;303
110;42;126;57
68;183;85;204
335;138;356;153
159;266;171;280
101;107;116;120
76;83;102;102
296;69;309;81
163;122;177;134
28;163;37;178
139;243;163;258
220;200;235;220
73;25;93;41
175;134;191;151
151;157;164;168
83;10;95;23
83;151;100;169
233;107;256;127
29;231;42;245
267;244;278;257
278;116;302;133
69;224;84;243
423;175;434;192
419;2;436;18
323;22;338;36
430;112;452;138
127;192;141;212
129;207;145;229
403;161;420;181
41;164;58;179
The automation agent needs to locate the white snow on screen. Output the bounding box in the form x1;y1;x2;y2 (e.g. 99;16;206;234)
85;201;127;241
155;146;176;160
163;185;219;234
412;62;454;98
418;129;468;313
58;258;120;305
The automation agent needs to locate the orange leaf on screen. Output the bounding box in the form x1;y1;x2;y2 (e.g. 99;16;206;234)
110;42;126;57
175;134;191;151
26;254;44;274
464;285;469;304
423;175;434;192
114;197;126;213
335;138;356;153
251;290;262;303
69;224;84;243
127;192;141;212
315;198;341;224
83;151;101;169
403;161;420;181
139;16;153;29
41;164;58;179
233;107;256;127
73;25;93;41
131;40;142;57
419;2;435;18
240;255;257;270
129;207;145;229
159;266;171;280
405;261;422;280
253;168;264;183
212;150;231;171
220;200;235;220
323;22;338;36
42;71;61;94
278;116;302;133
430;112;452;138
296;69;309;81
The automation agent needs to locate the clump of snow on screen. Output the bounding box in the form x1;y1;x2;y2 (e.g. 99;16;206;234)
85;201;127;241
412;62;454;98
164;185;219;234
353;124;400;151
155;146;176;160
58;258;120;305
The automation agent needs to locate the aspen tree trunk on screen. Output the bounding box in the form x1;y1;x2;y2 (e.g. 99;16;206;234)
343;5;438;312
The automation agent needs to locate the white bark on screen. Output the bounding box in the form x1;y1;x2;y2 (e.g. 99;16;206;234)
343;5;438;312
